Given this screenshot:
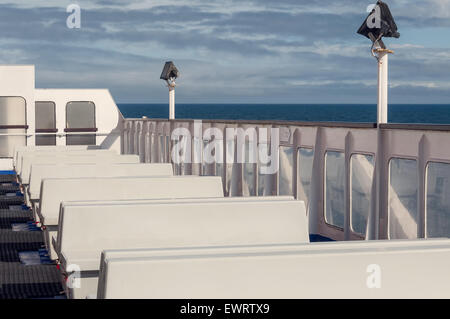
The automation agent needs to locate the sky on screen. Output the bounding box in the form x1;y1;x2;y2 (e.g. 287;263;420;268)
0;0;449;104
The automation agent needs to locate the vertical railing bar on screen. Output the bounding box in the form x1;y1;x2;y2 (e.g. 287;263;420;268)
344;131;352;241
418;134;428;238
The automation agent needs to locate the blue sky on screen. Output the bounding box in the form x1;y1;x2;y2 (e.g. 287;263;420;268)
0;0;449;104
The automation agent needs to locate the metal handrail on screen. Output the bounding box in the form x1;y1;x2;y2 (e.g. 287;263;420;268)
64;128;99;133
0;132;109;137
0;125;29;129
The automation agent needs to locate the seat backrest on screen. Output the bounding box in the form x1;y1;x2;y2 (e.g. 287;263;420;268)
18;149;117;179
14;145;101;168
100;237;450;263
28;163;174;200
57;198;308;264
20;154;139;184
98;240;450;299
41;176;224;226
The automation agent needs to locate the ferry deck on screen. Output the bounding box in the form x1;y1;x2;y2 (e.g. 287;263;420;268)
0;64;449;299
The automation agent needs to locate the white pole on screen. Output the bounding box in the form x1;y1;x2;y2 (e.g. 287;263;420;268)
376;49;392;124
169;83;175;120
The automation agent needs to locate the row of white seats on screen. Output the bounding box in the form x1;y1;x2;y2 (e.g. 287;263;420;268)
13;145;101;169
14;146;143;207
27;163;173;203
97;239;450;299
15;146;450;299
20;150;139;185
14;147;308;299
57;197;308;298
39;176;224;259
15;147;309;300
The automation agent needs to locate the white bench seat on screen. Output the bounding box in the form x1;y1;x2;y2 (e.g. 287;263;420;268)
14;145;101;169
57;198;307;299
19;150;129;184
40;176;224;227
71;237;449;299
17;149;116;177
27;163;173;201
40;176;224;259
98;240;450;299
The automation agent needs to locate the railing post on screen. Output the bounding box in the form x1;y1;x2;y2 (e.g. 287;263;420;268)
169;85;175;120
375;48;393;125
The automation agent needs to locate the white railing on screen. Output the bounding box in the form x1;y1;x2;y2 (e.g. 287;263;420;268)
121;118;450;242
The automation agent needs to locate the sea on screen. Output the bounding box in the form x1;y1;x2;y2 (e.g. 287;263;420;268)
118;104;450;124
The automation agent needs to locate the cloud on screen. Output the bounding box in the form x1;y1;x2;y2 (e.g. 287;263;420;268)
0;0;448;103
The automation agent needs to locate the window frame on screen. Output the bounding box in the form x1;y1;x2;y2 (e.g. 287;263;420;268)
35;101;57;133
323;149;346;230
387;156;419;240
65;101;97;132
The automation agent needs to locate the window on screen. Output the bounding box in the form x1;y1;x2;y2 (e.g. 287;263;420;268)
298;148;314;210
426;162;450;238
0;97;26;157
278;146;295;196
225;139;236;196
389;158;418;239
35;101;56;146
66;101;96;145
201;139;210;175
258;142;275;196
325;151;345;229
351;154;375;236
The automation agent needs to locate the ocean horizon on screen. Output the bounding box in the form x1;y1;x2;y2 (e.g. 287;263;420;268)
118;103;450;124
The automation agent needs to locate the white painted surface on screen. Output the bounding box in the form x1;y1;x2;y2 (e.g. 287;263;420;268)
58;199;307;272
377;51;389;124
19;153;140;185
64;237;443;298
28;163;173;200
18;149;117;180
34;89;123;150
92;238;450;300
15;146;101;170
0;65;35;143
40;176;224;227
0;66;124;171
169;86;175;120
99;242;450;299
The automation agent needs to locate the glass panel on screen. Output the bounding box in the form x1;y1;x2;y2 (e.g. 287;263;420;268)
351;154;375;236
0;97;26;126
325;151;345;229
165;136;170;163
258;171;269;196
389;158;418;239
159;136;165;163
0;97;26;157
243;163;256;196
66;102;95;128
36;135;56;146
203;137;223;177
35;101;56;146
243;142;256;196
279;146;294;196
258;142;275;196
202;140;210;175
66;101;96;145
426;162;450;238
35;102;55;130
216;163;224;178
215;140;224;180
298;148;314;210
66;134;96;145
225;139;239;196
